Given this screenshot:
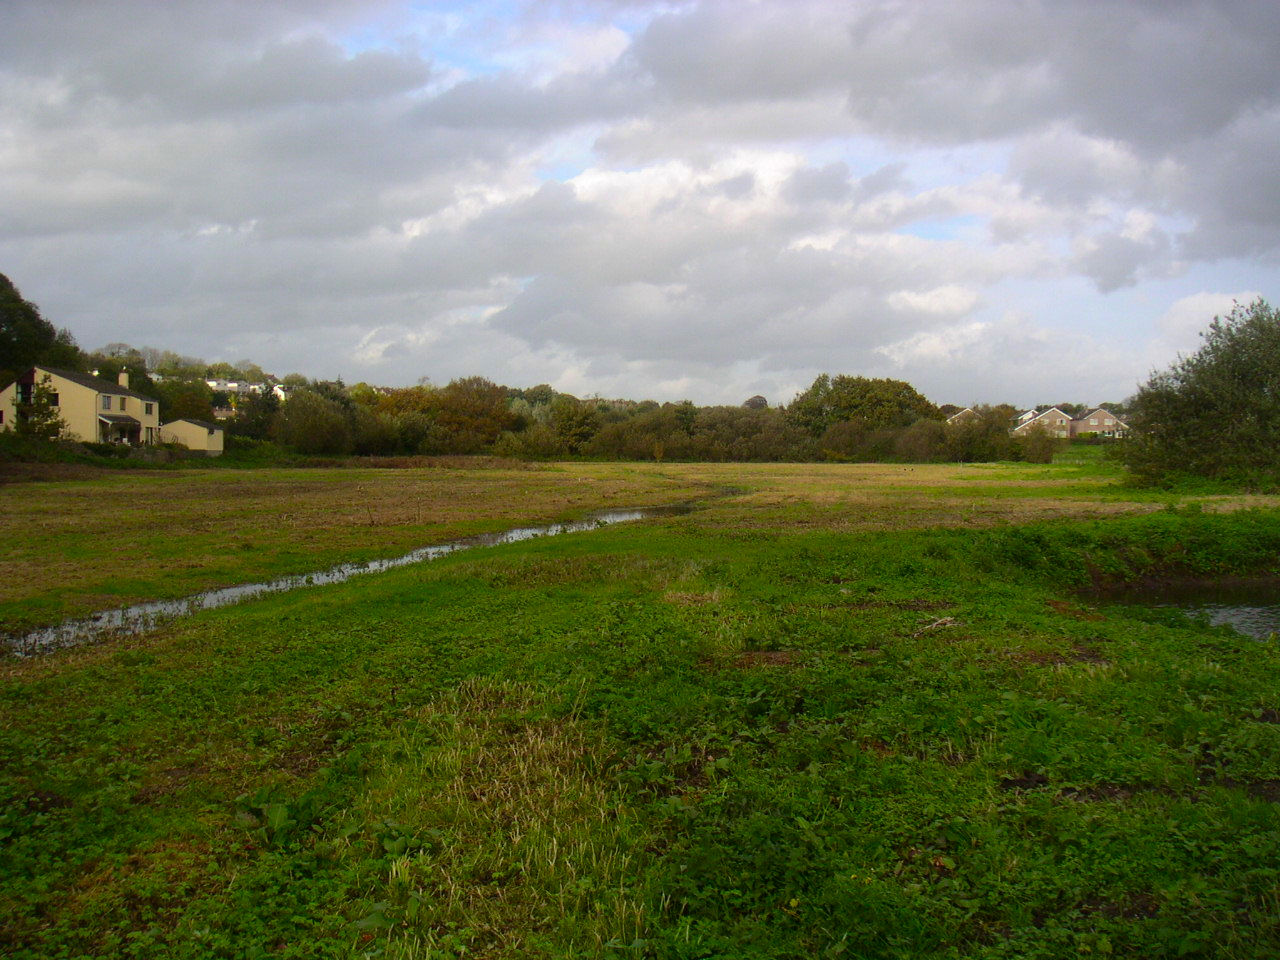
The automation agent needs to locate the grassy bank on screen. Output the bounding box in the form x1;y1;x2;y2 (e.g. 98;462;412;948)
3;462;1280;958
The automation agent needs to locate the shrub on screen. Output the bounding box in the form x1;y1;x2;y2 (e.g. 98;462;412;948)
1123;298;1280;486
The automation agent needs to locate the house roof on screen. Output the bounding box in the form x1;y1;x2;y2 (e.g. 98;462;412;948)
30;365;158;402
1079;406;1128;424
164;418;221;431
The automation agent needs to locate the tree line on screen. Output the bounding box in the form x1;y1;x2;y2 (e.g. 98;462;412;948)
11;271;1273;482
211;373;1066;465
0;269;1081;465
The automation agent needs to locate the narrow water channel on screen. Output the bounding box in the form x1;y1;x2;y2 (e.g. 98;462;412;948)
1106;581;1280;640
5;504;692;656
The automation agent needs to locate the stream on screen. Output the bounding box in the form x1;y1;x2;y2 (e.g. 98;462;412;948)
1105;580;1280;640
4;503;693;657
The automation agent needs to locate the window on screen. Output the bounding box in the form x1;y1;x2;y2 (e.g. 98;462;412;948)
102;396;111;411
144;402;153;415
0;410;4;424
119;398;127;411
48;392;59;406
1090;418;1098;425
18;384;32;404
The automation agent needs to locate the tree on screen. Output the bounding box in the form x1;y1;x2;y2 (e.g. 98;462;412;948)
88;349;156;397
206;361;244;380
152;379;216;422
944;405;1020;462
426;376;515;453
227;391;279;440
787;374;938;436
1122;298;1280;485
14;374;67;440
272;389;352;455
235;360;267;383
550;397;601;453
0;273;84;383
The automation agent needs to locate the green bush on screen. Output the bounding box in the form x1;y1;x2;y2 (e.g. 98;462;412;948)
1123;298;1280;487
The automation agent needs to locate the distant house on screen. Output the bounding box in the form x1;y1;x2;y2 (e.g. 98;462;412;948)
946;407;978;425
1010;405;1129;439
205;379;267;396
1011;406;1074;438
0;366;160;444
1071;407;1128;438
160;418;224;456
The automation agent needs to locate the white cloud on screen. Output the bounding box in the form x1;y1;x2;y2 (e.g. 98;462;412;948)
887;285;980;316
1152;290;1262;358
0;0;1278;407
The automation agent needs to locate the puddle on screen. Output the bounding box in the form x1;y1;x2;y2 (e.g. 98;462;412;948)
5;504;692;657
1102;580;1280;641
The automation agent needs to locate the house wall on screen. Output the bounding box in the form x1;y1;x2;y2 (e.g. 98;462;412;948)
52;370;102;441
0;378;16;432
161;420;224;455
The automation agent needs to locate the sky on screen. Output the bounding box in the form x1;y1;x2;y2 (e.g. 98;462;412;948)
1;0;1277;407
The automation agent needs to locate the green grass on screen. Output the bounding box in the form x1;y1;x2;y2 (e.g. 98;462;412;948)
3;464;1280;957
0;462;714;632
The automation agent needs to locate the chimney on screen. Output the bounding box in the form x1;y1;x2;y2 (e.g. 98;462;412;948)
118;371;129;389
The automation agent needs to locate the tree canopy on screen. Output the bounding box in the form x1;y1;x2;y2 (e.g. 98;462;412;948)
0;273;84;384
787;374;939;436
1122;298;1280;485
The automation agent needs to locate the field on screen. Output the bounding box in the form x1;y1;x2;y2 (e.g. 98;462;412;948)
4;452;1280;958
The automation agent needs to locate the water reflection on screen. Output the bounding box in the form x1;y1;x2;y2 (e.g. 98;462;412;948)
5;504;692;656
1105;581;1280;640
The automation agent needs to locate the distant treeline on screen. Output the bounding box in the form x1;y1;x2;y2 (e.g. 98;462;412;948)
2;271;1074;464
237;375;1063;464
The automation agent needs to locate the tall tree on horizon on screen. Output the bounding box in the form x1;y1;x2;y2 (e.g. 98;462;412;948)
0;273;85;384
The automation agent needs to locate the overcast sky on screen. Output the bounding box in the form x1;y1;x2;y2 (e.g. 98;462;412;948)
2;0;1277;406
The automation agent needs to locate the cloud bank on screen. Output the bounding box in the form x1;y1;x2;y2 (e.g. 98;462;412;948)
2;0;1277;406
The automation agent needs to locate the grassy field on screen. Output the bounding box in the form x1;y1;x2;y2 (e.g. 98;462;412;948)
5;449;1279;634
4;452;1280;958
0;461;715;632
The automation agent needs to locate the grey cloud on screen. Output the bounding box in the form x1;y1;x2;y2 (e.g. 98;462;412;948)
2;0;1278;407
841;1;1280;151
853;162;907;200
1178;109;1280;259
713;172;755;199
630;3;851;104
188;38;432;115
784;162;851;203
1073;229;1172;293
415;69;640;130
1009;128;1159;207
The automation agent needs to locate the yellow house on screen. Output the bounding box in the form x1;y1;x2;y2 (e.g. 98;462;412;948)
0;365;161;444
160;418;224;456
